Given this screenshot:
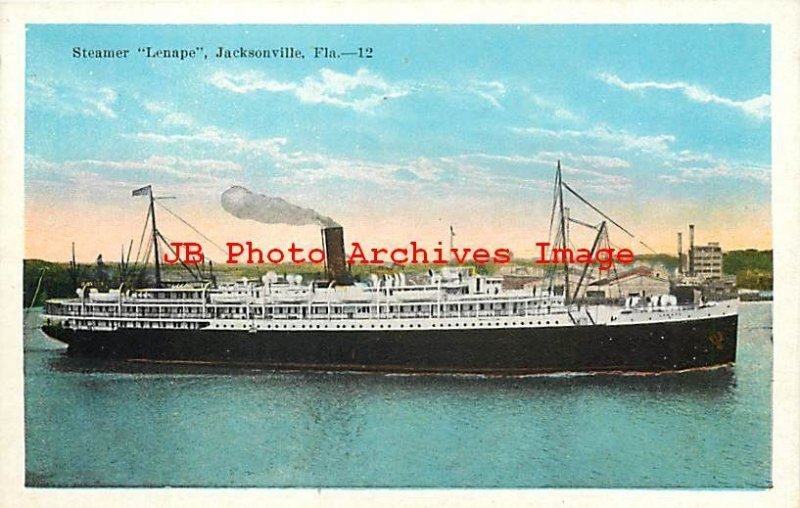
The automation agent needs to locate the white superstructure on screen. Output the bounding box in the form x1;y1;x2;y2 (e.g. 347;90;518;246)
43;267;736;334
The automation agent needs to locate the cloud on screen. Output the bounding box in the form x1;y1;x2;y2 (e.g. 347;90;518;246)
132;120;575;193
89;88;118;118
658;163;770;185
510;124;769;187
598;73;771;120
512;125;676;154
670;150;719;165
133;121;436;187
27;155;242;184
207;70;296;94
537;152;631;169
208;68;409;112
552;108;580;123
143;101;196;128
467;80;506;108
131;127;288;158
448;151;630;170
132;109;639;196
653;146;770;185
81;156;242;175
27;77;118;119
270;154;447;189
207;68;582;122
446;152;632;193
131;100;770;199
528;94;581;123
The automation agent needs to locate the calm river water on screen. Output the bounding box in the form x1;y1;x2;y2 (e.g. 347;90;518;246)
24;302;772;488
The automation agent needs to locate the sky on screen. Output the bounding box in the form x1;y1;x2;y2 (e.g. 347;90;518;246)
24;24;771;263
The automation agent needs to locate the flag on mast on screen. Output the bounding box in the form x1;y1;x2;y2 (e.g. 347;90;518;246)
132;185;151;197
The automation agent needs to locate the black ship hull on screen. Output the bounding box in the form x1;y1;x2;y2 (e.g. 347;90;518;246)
41;314;738;375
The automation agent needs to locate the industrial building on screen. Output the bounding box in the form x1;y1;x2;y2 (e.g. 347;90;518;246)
691;242;724;279
678;224;725;280
584;266;671;301
675;224;737;300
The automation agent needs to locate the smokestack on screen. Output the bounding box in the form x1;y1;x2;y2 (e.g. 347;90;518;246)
688;224;695;276
677;232;683;274
322;226;352;285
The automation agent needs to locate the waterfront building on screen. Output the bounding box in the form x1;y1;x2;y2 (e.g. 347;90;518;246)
584;266;670;301
691;242;724;279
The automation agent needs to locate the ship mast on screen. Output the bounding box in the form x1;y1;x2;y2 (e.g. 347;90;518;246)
549;160;659;308
556;161;569;304
69;241;78;290
133;185;162;288
149;186;162;288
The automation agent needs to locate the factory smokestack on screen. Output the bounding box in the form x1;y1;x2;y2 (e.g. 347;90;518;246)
677;232;683;274
322;226;352;285
688;224;695;276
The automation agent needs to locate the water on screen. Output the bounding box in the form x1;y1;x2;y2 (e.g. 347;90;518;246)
24;303;772;488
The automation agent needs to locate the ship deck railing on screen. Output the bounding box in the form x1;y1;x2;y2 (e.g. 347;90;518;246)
44;308;566;320
46;293;560;311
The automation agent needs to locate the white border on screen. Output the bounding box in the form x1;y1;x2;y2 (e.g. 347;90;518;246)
1;1;798;507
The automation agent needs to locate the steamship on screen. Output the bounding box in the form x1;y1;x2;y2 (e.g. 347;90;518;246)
40;163;738;374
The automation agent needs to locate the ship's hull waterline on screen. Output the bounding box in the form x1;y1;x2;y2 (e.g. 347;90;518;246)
42;314;737;375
